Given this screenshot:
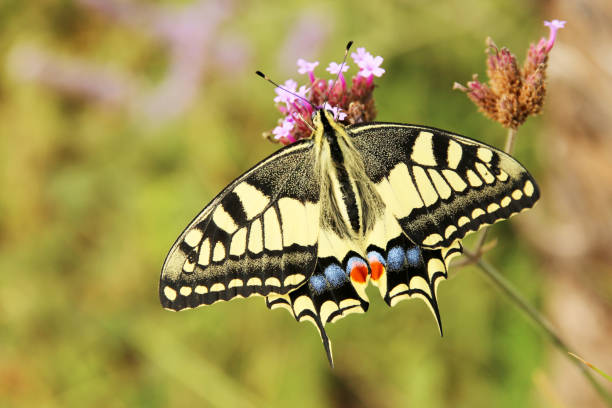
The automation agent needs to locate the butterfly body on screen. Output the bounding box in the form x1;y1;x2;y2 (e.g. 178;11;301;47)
160;109;539;365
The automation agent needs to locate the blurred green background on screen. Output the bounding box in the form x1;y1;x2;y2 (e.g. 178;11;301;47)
2;0;611;407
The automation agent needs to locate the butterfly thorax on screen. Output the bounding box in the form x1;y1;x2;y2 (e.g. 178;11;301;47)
312;109;384;240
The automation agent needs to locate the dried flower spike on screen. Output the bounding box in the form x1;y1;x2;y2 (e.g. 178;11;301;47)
265;46;385;145
454;20;566;129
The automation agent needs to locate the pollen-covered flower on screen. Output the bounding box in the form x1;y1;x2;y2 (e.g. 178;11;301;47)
264;45;383;145
454;20;566;129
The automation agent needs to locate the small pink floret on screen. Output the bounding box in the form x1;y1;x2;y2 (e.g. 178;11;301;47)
543;19;566;53
297;58;319;74
350;47;370;64
273;79;298;105
322;102;347;120
272;116;295;140
326;62;350;75
357;54;385;78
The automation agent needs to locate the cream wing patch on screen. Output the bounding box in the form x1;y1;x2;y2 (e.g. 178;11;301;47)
233;182;270;220
411;131;437;166
384;163;424;217
263;207;283;251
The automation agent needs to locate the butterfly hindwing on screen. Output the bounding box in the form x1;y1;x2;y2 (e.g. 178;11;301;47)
365;207;462;333
160;140;320;311
266;228;371;366
349;123;540;249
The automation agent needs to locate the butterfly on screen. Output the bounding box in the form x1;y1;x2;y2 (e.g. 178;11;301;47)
159;107;539;366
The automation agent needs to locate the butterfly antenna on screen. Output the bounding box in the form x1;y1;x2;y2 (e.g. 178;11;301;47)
255;70;316;110
324;40;353;107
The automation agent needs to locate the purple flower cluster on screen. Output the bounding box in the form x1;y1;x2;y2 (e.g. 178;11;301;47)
268;47;385;145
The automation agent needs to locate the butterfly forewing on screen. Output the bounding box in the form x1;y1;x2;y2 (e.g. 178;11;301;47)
160;140;320;311
349;122;540;249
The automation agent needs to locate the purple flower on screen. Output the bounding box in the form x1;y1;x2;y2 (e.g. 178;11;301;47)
266;43;383;145
326;62;349;75
322;102;347;120
273;79;298;105
350;47;369;64
357;54;385;78
543;19;566;53
294;85;311;106
272;116;296;141
297;58;319;74
297;58;319;83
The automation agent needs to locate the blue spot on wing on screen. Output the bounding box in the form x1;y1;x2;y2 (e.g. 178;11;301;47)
345;256;367;275
367;250;386;266
387;247;405;271
309;275;326;294
405;247;421;266
324;264;347;287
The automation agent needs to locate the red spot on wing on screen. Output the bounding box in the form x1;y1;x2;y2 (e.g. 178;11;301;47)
369;260;384;281
350;263;368;284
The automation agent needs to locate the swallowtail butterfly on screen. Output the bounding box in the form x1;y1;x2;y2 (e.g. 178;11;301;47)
159;98;539;367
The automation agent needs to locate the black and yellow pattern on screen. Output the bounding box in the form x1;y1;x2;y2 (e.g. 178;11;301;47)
159;109;539;366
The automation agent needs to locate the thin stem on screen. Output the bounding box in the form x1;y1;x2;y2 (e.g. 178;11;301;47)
504;127;518;154
467;251;612;406
458;117;611;404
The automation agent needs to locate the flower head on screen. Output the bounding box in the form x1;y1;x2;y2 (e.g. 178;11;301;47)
454;20;565;129
264;45;383;145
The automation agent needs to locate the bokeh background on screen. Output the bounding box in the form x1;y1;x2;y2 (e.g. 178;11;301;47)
2;0;611;407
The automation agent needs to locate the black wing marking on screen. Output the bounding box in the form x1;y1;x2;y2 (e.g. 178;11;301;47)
160;140;320;311
349;122;540;248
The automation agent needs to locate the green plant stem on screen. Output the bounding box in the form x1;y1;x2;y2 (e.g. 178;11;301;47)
458;118;611;404
470;254;612;406
504;127;518;154
463;126;612;405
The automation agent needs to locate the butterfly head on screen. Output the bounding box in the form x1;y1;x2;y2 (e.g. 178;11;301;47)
312;108;341;136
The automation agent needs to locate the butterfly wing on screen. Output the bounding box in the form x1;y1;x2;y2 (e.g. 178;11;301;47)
348;122;540;249
266;227;371;366
160;140;320;311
